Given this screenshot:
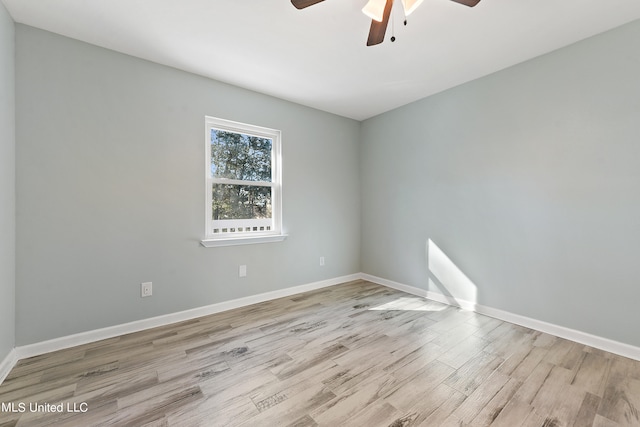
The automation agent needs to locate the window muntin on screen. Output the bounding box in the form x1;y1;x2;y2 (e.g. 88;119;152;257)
205;117;282;241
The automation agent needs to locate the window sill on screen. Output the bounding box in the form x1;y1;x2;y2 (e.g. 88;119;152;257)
201;234;288;248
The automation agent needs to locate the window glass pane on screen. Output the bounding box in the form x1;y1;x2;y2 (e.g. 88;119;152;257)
210;129;272;182
212;184;272;220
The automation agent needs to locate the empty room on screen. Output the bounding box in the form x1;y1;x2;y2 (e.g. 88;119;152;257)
2;0;640;426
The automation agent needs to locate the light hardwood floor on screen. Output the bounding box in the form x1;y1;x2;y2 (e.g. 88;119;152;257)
1;280;640;426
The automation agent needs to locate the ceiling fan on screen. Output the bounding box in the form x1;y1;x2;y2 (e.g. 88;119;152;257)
291;0;481;46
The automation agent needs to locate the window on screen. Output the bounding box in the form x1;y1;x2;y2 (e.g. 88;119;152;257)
202;116;284;247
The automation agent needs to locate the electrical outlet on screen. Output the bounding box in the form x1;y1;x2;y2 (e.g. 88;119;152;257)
239;265;247;277
141;282;152;297
320;256;325;266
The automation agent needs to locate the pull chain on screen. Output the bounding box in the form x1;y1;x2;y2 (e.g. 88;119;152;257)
391;2;396;42
391;0;409;43
403;0;407;26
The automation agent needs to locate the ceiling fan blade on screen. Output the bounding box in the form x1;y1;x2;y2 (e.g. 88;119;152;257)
450;0;481;6
291;0;325;9
366;0;393;46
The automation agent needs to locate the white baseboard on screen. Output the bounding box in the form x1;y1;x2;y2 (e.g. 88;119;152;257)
0;348;18;385
15;273;361;361
6;271;639;385
361;273;640;362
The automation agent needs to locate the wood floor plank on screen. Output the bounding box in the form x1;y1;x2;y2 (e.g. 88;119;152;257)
520;408;548;427
391;382;466;426
341;401;399;427
533;331;558;349
270;343;349;380
251;359;340;404
436;334;489;369
443;350;504;396
470;377;521;426
451;371;511;423
512;361;555;404
489;398;536;427
598;372;640;426
509;346;549;381
430;321;480;351
1;280;640;426
237;383;335;427
573;392;602;427
592;413;622;427
384;360;455;412
572;352;611;397
310;373;396;426
383;341;444;380
285;414;318;427
73;369;159;410
530;365;576;415
322;361;387;397
539;384;587;427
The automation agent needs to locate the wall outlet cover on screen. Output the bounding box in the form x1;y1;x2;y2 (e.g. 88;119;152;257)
141;282;152;297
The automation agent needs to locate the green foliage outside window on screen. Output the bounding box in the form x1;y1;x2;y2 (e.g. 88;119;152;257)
211;130;273;220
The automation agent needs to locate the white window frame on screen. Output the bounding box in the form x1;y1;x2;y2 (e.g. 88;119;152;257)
201;116;285;247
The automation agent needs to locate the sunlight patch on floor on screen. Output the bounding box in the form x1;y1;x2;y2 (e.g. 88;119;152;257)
369;296;447;312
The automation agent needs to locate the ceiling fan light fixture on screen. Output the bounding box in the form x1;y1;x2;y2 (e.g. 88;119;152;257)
402;0;424;16
362;0;387;22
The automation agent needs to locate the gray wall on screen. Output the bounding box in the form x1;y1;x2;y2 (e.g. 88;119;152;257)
361;19;640;347
0;2;15;362
12;18;640;349
15;25;361;345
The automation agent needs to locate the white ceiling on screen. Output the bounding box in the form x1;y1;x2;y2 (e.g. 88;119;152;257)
3;0;640;120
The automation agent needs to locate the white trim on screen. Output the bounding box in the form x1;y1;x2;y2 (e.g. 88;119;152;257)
204;116;283;242
0;348;18;385
201;234;287;247
361;273;640;362
15;274;361;360
9;272;640;378
360;274;429;299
